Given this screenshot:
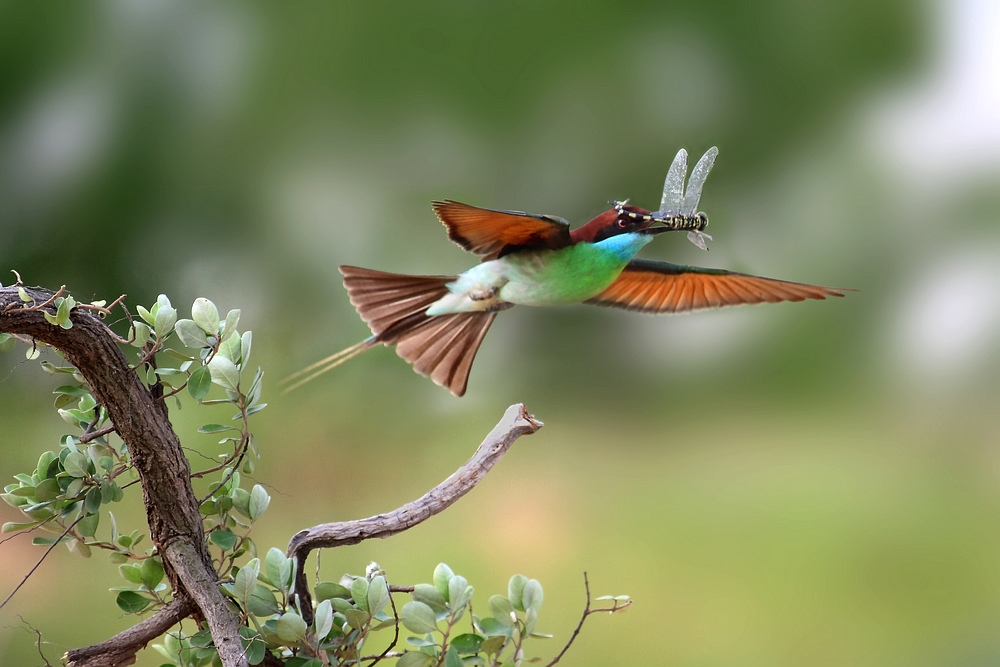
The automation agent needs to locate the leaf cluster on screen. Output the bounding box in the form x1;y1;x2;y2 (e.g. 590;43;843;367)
1;286;629;667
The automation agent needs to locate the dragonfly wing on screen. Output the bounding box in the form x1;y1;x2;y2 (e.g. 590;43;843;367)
681;146;719;216
659;148;688;214
432;200;573;261
585;258;848;313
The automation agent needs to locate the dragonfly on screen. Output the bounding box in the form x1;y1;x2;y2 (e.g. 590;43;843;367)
655;146;718;251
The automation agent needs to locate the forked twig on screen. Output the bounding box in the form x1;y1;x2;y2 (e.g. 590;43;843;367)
544;573;632;667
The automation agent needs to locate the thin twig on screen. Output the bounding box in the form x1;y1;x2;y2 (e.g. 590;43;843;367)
79;422;117;444
544;573;632;667
544;572;592;667
368;583;401;667
15;615;55;667
0;514;84;610
388;585;414;594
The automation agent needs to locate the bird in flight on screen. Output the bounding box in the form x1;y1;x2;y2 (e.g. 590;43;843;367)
283;147;848;396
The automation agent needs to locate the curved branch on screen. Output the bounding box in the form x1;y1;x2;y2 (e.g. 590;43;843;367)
288;403;542;621
0;286;248;667
64;599;195;667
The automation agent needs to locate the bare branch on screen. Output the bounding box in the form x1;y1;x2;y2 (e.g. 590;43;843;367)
288;403;543;622
64;598;195;667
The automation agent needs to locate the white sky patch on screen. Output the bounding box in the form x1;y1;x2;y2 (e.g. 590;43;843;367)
870;0;1000;185
895;252;1000;380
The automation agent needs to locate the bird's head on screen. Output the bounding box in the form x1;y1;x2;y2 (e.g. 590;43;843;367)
570;201;704;244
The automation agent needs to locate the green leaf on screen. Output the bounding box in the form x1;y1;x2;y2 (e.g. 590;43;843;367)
397;652;433;667
153;295;177;338
508;575;528;612
188;365;212;400
210;528;238;551
198;423;235;434
247;583;281;617
405;637;437;648
413;583;447;613
265;548;292;593
84;486;102;514
140;557;164;590
221;309;241;341
522;579;543;615
116;590;152;614
233;565;258;605
65;478;85;498
488;596;514;628
174;319;209;349
400;601;439;634
136;304;155;327
448;575;471;612
350;577;369;612
480;635;506;655
450;633;485;654
0;333;13;352
240;331;252;365
275;611;308;643
191;298;221;335
284;659;322;667
119;563;144;584
77;511;99;537
367;575;390;616
315;581;351;601
51;385;88;399
208;356;240;391
129;321;151;348
434;563;454;600
248;484;269;521
342;608;369;631
54;296;75;327
231;487;251;518
314;599;334;639
33;478;60;502
2;520;44;533
476;618;511;638
443;645;462;667
63;451;89;478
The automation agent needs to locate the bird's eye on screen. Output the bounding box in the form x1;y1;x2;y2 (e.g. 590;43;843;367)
616;218;628;228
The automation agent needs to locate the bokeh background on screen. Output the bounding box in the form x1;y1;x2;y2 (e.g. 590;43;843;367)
2;1;1000;665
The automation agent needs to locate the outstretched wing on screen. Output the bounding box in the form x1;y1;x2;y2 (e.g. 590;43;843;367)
586;258;849;313
432;200;573;261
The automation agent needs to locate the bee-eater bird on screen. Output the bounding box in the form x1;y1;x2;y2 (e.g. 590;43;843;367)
283;147;848;396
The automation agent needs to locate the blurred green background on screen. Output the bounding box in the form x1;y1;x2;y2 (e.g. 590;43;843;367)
3;1;1000;665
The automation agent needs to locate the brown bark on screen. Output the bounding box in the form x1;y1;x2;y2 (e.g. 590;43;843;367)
0;286;247;667
0;285;542;666
287;403;543;622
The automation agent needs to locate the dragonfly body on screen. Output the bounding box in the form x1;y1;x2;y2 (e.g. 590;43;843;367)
284;147;849;396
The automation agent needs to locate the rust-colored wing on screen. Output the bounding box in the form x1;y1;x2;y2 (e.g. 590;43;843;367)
586;259;849;313
432;200;573;261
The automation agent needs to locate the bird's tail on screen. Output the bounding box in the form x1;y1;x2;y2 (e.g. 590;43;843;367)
282;266;496;396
